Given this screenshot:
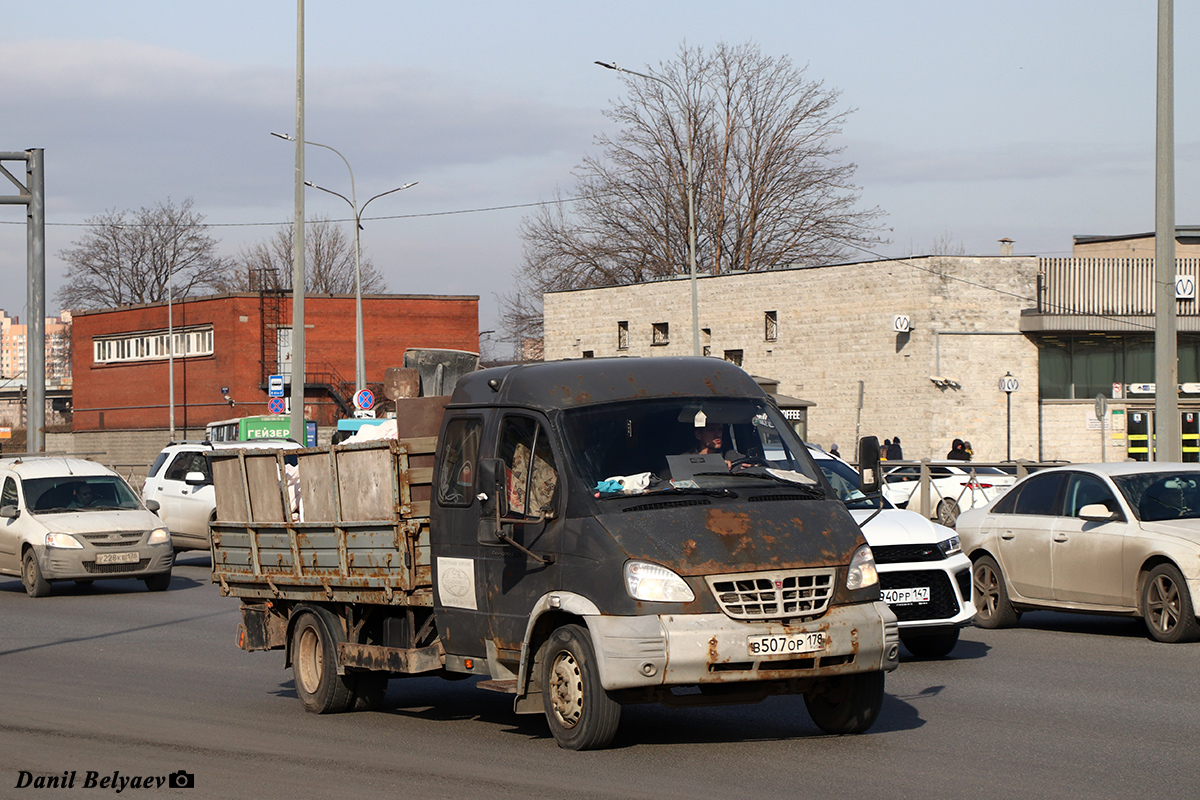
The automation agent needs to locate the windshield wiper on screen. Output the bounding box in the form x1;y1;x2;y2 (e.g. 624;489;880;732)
597;485;739;500
694;470;827;498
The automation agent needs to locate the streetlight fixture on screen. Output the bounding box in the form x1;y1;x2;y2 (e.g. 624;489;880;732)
271;132;416;393
595;60;700;357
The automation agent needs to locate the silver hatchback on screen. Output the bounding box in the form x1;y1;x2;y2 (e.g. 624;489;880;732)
0;456;173;596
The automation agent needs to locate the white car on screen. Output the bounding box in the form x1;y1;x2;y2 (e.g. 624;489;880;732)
0;456;173;596
882;462;1017;527
142;439;301;552
957;462;1200;643
809;447;976;657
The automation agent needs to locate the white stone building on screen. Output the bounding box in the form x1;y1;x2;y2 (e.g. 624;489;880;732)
543;242;1200;465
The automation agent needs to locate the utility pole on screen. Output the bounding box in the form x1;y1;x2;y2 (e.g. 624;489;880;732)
0;149;45;453
289;0;307;445
1154;0;1179;461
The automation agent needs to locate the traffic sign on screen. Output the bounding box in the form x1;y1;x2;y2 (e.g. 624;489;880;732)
354;388;375;411
268;397;286;415
268;374;284;398
998;374;1019;394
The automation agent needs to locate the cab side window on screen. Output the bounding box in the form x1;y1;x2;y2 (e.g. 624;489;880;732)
1;477;17;510
437;417;483;507
498;416;558;519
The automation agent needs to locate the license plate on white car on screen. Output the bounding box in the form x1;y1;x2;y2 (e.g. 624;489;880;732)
96;551;139;565
882;586;931;605
748;631;826;657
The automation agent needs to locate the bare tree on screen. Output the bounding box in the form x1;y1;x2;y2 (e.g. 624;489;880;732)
929;231;966;256
501;42;885;346
225;217;388;295
56;198;233;310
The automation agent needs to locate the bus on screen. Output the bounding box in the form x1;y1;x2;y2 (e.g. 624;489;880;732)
205;416;316;446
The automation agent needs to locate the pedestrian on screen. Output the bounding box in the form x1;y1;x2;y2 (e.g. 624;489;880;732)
882;439;891;461
963;441;974;460
829;443;840;458
946;438;969;461
890;436;904;460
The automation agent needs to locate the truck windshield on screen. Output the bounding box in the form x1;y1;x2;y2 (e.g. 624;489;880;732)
562;398;823;496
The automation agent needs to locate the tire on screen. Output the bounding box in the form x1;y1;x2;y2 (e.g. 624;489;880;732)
541;624;621;750
972;554;1019;629
1141;563;1200;643
143;571;171;592
803;670;885;735
291;611;356;713
350;672;389;711
900;629;960;659
936;498;960;527
22;550;52;598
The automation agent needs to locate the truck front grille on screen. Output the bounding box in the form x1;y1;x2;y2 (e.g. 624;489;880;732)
706;568;836;621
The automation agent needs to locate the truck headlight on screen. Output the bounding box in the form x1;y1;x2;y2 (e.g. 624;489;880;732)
937;535;962;556
624;561;695;603
846;544;878;590
148;527;171;545
45;532;83;549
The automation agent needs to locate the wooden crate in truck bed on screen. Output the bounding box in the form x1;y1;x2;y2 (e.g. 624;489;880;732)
210;438;436;606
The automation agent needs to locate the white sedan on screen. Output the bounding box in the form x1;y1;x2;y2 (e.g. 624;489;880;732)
810;447;975;657
882;463;1016;527
957;463;1200;643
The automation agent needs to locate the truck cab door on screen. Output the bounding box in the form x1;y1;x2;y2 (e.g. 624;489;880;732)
483;414;563;671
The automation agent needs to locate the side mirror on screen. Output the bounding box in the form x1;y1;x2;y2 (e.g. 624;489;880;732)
1079;503;1118;522
184;471;208;486
145;499;161;513
0;505;18;519
857;436;882;495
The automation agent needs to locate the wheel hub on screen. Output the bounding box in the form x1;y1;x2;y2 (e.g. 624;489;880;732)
548;650;583;729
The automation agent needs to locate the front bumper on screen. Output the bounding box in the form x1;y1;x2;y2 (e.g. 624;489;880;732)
36;544;174;581
878;553;976;631
588;601;899;691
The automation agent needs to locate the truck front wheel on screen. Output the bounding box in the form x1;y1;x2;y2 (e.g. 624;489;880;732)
542;624;621;750
803;671;885;735
291;611;355;713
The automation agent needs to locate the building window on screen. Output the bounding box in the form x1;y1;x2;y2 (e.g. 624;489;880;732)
652;322;669;346
93;325;214;365
724;349;743;367
765;311;778;341
617;321;629;351
582;350;594;358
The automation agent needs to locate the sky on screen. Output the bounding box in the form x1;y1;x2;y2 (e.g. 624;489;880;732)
3;1;1198;353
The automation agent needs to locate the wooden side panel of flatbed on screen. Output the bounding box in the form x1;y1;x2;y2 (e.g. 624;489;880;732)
210;438;436;606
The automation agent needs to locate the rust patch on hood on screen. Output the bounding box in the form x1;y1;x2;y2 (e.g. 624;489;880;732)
707;508;755;556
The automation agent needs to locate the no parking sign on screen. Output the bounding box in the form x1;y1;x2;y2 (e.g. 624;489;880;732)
354;388;375;411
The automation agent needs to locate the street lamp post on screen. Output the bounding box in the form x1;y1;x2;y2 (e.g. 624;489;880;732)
271;132;415;393
595;60;700;357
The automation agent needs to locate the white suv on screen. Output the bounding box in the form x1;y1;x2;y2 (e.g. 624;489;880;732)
809;446;976;658
142;440;301;552
0;456;173;596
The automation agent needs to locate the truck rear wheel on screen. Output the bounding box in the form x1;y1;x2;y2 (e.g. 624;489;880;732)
542;624;621;750
803;670;885;735
291;611;355;714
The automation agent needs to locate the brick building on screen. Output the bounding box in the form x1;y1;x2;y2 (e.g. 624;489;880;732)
70;292;478;434
543;235;1200;465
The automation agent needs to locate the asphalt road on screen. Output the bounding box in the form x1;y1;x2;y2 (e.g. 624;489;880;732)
1;551;1196;800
